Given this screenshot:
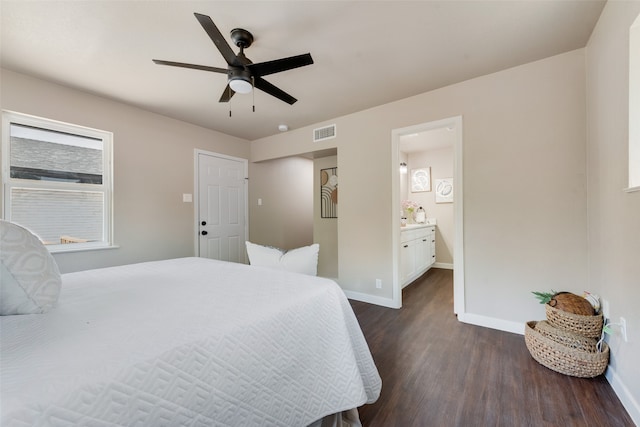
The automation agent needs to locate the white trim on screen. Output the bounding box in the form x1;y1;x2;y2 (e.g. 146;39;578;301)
458;312;525;335
605;365;640;426
623;186;640;193
432;262;453;270
452;116;465;316
391;116;464;314
343;290;399;309
50;244;120;254
391;132;402;309
193;149;249;259
629;14;640;190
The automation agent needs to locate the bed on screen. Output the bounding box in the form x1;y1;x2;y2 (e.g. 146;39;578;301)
0;252;381;426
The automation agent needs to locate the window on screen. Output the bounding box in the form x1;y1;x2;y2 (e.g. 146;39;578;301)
1;111;113;251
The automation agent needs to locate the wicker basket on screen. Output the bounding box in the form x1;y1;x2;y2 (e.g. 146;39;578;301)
534;320;598;352
545;303;603;338
548;292;594;315
525;321;609;378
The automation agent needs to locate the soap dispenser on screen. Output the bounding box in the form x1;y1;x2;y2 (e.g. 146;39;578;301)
415;206;426;224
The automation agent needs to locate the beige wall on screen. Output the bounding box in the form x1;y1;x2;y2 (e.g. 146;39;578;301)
407;147;454;265
586;1;640;420
251;49;588;324
1;69;250;273
314;155;338;278
248;156;313;250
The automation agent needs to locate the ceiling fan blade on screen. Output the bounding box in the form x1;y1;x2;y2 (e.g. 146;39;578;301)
152;59;228;74
219;84;235;102
248;53;314;77
254;77;297;105
194;13;239;66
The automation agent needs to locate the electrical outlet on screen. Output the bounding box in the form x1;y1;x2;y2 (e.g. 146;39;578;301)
375;279;382;289
620;317;628;342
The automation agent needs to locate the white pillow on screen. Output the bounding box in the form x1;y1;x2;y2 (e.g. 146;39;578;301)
0;220;62;315
246;241;319;276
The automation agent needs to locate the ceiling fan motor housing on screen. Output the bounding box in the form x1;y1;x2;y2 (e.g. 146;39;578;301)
228;67;251;80
228;67;252;89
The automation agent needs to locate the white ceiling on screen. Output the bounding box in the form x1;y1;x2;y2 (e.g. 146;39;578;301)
0;1;605;141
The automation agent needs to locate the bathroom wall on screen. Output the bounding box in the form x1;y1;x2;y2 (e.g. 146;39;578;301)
399;152;409;203
407;146;454;266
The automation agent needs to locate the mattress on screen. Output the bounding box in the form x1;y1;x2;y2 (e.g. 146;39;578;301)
0;257;381;426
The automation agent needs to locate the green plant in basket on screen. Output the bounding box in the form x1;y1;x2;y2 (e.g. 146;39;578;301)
531;290;557;305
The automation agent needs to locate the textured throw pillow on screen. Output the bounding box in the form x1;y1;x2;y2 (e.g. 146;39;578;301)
246;241;319;276
0;220;62;315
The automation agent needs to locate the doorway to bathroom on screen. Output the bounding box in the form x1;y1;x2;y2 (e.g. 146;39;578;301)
391;116;464;314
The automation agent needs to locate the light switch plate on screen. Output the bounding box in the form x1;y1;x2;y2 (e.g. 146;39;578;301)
183;193;193;203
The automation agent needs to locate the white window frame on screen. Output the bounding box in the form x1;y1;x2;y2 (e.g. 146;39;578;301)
1;110;114;252
628;14;640;193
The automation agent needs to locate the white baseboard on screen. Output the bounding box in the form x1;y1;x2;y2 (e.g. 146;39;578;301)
605;365;640;426
432;262;453;270
457;312;525;335
343;290;400;309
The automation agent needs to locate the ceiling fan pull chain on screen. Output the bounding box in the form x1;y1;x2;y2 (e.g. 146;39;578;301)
252;77;256;112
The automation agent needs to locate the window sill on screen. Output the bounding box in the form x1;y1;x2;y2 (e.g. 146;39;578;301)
48;244;120;254
623;186;640;193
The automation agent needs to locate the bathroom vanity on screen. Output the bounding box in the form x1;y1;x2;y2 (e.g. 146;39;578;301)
400;222;436;288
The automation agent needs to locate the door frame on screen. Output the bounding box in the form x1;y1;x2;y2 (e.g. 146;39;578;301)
193;149;249;258
391;116;464;314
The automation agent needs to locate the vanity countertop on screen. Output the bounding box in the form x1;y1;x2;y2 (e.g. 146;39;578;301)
401;219;436;229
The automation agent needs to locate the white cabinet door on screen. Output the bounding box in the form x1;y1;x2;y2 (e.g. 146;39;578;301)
400;239;415;286
415;234;430;272
400;226;436;287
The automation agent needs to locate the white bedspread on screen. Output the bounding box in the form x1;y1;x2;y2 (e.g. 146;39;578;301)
1;257;381;426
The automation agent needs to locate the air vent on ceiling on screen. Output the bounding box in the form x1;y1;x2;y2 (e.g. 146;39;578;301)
313;124;336;142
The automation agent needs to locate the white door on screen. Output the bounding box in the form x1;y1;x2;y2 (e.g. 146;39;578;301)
196;151;247;263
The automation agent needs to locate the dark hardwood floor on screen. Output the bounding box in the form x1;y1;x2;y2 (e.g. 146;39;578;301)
351;268;634;427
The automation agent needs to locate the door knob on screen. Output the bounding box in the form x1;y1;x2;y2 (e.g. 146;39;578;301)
201;221;206;226
201;230;208;236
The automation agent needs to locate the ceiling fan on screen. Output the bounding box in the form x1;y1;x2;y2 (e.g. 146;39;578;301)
153;13;314;105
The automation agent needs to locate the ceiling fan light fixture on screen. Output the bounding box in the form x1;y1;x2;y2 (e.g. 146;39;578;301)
229;78;252;94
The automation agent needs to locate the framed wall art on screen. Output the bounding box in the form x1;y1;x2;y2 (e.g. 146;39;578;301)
435;177;453;203
410;167;431;192
320;167;338;218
